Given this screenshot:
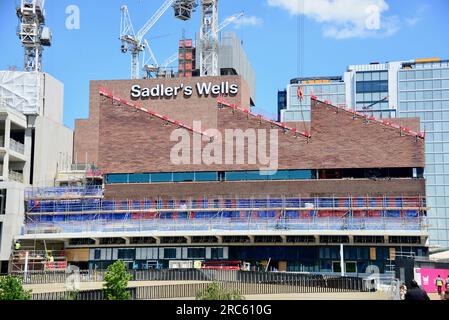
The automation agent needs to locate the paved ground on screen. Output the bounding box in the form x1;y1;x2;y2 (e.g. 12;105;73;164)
156;292;391;300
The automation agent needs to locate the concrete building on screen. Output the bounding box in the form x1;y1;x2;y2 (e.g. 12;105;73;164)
16;75;428;274
280;58;449;250
0;71;73;273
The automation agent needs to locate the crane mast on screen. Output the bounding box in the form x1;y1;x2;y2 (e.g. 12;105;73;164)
199;0;218;76
16;0;52;72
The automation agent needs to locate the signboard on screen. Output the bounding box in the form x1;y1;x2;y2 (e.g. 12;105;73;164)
414;268;449;293
130;81;239;99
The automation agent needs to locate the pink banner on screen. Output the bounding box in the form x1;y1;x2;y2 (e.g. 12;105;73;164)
414;268;449;293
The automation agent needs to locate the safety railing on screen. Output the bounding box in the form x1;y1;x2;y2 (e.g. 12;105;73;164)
19;269;365;295
25;195;427;214
25;186;104;200
23;216;425;235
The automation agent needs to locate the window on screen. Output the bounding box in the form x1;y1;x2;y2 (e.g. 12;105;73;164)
94;249;101;260
163;248;177;259
106;174;128;184
195;172;218;181
0;189;6;215
406;71;415;80
117;249;135;260
151;173;172;182
173;172;194;182
187;248;205;259
211;248;224;259
128;173;149;183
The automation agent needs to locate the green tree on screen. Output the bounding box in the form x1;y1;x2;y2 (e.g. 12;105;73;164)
0;275;32;300
103;260;132;300
196;282;244;300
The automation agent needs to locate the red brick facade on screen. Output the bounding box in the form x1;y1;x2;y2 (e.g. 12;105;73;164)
73;75;425;200
74;76;251;165
94;92;424;173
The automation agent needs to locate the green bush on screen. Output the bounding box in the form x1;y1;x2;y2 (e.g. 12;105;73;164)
0;275;32;300
103;260;132;300
196;282;244;300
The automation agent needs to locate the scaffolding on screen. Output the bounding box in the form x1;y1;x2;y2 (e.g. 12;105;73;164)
25;185;103;200
23;195;428;235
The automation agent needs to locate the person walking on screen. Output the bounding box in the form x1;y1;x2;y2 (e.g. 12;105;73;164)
436;275;444;297
444;282;449;301
404;280;430;300
399;283;407;300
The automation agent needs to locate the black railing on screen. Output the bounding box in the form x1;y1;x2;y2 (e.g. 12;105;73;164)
20;269;366;300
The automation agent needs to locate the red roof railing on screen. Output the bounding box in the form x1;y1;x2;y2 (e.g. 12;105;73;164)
311;96;425;140
216;96;311;139
99;88;213;139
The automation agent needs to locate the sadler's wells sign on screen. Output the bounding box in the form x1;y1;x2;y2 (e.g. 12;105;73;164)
131;81;239;99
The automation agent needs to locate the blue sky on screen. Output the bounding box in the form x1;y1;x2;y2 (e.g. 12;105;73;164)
1;0;449;128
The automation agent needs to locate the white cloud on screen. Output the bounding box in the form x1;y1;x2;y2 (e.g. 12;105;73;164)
405;17;422;27
231;16;263;28
267;0;399;39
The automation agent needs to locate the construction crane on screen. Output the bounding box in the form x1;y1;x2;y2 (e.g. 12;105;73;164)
16;0;52;72
173;0;240;77
143;51;178;79
199;0;219;76
120;0;175;79
144;10;243;79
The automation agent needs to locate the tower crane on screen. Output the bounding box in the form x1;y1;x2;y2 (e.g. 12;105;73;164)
173;1;237;77
16;0;52;72
120;0;176;79
121;0;243;79
144;10;243;79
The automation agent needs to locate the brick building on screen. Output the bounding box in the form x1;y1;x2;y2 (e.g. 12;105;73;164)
18;76;428;274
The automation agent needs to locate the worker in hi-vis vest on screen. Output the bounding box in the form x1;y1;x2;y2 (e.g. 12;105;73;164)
436;275;444;296
14;241;21;250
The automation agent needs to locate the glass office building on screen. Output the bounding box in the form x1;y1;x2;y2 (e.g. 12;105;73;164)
279;58;449;249
397;59;449;248
277;89;287;122
281;77;346;122
354;70;393;118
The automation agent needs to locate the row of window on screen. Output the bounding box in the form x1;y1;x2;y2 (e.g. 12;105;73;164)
399;79;449;90
399;68;449;80
399;100;449;111
399;90;449;101
356;80;389;93
290;84;345;95
355;71;388;82
399;111;449;122
105;170;315;184
90;247;226;261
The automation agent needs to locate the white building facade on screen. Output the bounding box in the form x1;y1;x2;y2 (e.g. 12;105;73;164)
0;71;73;272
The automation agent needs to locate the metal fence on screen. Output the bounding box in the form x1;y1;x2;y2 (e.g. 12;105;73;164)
18;269;364;288
30;271;365;300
